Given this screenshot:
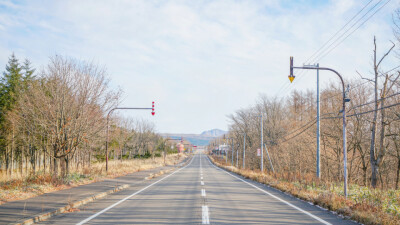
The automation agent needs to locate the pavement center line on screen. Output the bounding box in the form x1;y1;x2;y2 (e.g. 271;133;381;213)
201;181;204;186
206;157;332;225
76;155;196;225
202;205;210;224
201;189;206;197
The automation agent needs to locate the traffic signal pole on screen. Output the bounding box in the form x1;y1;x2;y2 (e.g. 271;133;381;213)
289;57;349;197
105;103;155;172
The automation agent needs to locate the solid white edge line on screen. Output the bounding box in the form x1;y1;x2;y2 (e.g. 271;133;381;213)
76;155;196;225
206;157;332;225
202;205;210;224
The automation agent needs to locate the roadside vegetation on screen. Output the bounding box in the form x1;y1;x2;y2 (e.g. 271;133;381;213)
0;54;184;204
0;153;186;204
210;156;400;225
207;8;400;225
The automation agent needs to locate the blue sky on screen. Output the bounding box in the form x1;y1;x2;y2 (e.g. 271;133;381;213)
0;0;398;134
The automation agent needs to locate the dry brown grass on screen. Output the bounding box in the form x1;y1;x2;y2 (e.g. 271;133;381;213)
210;155;400;225
0;154;187;204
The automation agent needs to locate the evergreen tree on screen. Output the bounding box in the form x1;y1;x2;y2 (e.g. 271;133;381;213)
22;58;35;85
0;53;23;115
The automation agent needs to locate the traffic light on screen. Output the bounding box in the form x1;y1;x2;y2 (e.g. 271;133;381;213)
151;101;155;116
288;56;295;83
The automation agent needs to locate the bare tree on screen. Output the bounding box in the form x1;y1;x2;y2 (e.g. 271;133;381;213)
18;56;120;178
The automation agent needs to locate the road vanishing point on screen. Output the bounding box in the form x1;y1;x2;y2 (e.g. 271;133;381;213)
38;152;357;225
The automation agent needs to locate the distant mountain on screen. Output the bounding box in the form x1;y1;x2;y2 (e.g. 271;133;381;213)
161;129;227;146
200;129;227;137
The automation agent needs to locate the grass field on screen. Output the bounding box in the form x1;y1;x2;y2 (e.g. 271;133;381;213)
0;153;187;204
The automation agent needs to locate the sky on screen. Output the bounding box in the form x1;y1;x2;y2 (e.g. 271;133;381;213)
0;0;399;134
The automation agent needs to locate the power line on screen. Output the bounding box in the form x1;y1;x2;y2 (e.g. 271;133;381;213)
284;117;317;137
274;1;379;98
275;0;392;102
274;70;307;97
304;0;375;64
297;65;400;114
278;100;400;143
322;101;400;119
280;120;317;143
348;91;400;112
313;0;392;63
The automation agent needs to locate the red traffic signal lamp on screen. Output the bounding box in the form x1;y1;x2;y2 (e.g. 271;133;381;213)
151;101;155;116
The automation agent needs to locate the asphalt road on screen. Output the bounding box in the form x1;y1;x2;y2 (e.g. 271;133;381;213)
39;153;357;224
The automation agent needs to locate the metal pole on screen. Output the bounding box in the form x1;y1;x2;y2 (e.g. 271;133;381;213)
225;139;228;164
291;62;347;197
261;115;263;173
105;107;153;172
231;139;234;166
243;133;246;169
236;141;239;168
264;143;275;173
343;88;348;197
316;63;321;179
105;113;111;172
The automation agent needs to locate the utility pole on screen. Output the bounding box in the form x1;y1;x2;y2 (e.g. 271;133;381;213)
243;133;246;169
260;114;263;173
316;63;321;179
231;139;234;166
264;143;275;173
224;136;233;165
236;141;239;168
303;63;321;179
252;114;264;172
289;56;349;197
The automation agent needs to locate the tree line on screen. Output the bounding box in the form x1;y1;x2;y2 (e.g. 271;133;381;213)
0;54;167;180
211;29;400;190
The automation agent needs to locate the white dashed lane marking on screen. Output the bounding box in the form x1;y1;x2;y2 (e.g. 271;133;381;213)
202;205;210;224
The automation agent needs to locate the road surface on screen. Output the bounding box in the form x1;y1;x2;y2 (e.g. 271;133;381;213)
39;153;357;224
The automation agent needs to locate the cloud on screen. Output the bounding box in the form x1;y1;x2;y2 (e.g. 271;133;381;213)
0;0;398;133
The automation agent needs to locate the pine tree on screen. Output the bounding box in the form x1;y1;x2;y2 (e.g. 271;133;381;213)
0;53;24;173
0;53;23;114
22;58;35;86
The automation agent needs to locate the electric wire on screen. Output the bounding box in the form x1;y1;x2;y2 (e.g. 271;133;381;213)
322;101;400;119
284;117;317;137
276;0;386;98
290;65;400;115
277;100;400;143
304;0;375;64
280;120;317;143
347;91;400;112
312;0;392;63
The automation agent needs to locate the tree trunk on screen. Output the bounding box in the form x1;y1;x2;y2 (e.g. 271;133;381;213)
370;37;379;188
65;155;69;177
5;146;9;175
20;147;24;176
10;127;14;176
53;150;58;178
43;150;47;174
396;158;400;190
60;155;66;178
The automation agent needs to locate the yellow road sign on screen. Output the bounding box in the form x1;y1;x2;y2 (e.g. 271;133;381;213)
288;75;295;83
